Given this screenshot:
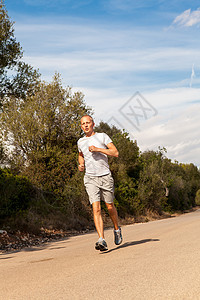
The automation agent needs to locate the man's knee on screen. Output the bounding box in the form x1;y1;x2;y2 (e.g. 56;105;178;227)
106;202;115;212
92;201;101;214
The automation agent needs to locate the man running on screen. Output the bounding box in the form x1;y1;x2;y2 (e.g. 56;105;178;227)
77;115;122;251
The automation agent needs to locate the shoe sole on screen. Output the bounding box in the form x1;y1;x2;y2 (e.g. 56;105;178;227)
115;238;122;245
99;244;108;251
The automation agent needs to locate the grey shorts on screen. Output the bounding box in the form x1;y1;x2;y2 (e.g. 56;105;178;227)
84;173;114;205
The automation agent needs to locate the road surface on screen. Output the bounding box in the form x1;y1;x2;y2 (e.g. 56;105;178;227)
1;209;200;300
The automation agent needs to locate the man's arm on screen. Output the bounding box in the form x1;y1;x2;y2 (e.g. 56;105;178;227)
78;151;85;171
88;142;119;157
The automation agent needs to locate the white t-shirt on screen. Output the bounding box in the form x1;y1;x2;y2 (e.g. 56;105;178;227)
77;132;112;176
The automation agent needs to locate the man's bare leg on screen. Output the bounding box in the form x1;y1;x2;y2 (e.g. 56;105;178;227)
105;202;119;230
106;202;122;245
92;201;104;238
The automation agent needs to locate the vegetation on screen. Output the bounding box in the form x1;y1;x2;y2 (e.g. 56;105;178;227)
195;189;200;206
1;1;200;234
0;74;93;231
0;0;40;106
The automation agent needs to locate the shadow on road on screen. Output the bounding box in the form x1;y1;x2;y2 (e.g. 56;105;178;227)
0;256;14;260
101;238;160;254
48;246;66;250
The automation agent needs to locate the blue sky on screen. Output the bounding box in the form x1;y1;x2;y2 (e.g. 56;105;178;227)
5;0;200;167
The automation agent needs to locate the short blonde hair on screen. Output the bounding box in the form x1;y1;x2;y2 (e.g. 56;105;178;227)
81;115;94;124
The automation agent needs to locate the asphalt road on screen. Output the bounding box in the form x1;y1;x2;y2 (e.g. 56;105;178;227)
1;209;200;300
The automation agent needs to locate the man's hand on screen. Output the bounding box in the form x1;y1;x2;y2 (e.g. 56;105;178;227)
89;143;119;157
89;145;99;152
78;164;85;172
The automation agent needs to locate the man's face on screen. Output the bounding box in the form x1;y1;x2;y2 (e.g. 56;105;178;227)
81;116;94;136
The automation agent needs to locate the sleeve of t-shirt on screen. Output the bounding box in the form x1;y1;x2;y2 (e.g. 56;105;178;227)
77;140;82;153
103;133;112;146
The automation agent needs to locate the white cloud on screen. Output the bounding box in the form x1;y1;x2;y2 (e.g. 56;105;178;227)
23;46;200;88
23;49;192;71
190;64;195;88
128;90;200;167
15;20;200;89
172;8;200;27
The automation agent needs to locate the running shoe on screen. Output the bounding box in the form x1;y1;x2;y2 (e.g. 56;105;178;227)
95;241;100;250
95;239;108;251
114;227;122;245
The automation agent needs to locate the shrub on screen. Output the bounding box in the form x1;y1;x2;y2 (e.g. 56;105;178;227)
195;189;200;206
0;168;32;219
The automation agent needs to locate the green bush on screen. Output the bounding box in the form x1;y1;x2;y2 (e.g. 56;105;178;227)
195;189;200;205
0;168;32;219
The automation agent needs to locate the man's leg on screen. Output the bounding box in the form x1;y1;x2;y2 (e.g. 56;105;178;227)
105;202;119;230
92;201;104;238
106;202;122;245
92;201;108;251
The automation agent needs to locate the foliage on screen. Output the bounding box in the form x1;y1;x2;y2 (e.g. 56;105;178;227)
95;122;140;216
0;168;32;218
1;114;200;232
1;84;200;231
1;73;91;174
62;170;92;222
137;161;167;214
195;189;200;206
95;122;140;182
138;150;200;213
0;167;93;232
0;73;93;231
0;0;22;71
0;0;40;104
180;163;200;205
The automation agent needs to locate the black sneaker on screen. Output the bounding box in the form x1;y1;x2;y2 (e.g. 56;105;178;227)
95;239;108;251
95;241;100;250
114;227;122;245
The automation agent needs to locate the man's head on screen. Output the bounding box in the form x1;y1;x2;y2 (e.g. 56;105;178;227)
81;115;95;136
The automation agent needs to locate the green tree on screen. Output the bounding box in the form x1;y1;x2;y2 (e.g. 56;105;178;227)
138;149;173;214
0;0;40;104
95;122;139;179
95;122;140;217
1;74;91;193
138;149;200;213
166;162;200;211
195;189;200;205
180;163;200;205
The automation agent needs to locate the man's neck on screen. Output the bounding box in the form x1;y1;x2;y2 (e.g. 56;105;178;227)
86;131;95;137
